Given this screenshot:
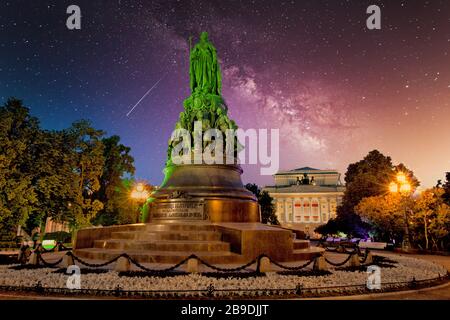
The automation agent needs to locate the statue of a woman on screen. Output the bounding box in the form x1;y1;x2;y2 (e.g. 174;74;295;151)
189;32;222;96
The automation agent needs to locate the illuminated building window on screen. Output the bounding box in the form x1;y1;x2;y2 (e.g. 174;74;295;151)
294;201;302;222
312;201;319;215
303;201;310;215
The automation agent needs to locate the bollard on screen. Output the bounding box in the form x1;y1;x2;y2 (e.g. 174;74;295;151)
114;256;131;272
28;252;39;265
61;254;75;268
313;256;327;271
349;253;360;267
365;252;373;265
258;257;271;273
17;250;24;264
186;257;199;273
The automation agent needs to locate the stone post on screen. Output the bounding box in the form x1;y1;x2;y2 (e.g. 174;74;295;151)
186;257;199;273
28;252;38;265
365;252;373;265
114;256;131;272
313;256;327;271
61;254;75;268
349;253;360;267
258;256;271;273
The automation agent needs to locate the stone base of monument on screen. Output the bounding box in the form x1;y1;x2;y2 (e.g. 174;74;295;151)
74;163;324;265
148;164;260;223
74;222;323;265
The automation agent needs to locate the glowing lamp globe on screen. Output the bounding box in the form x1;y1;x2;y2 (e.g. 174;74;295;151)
389;182;398;193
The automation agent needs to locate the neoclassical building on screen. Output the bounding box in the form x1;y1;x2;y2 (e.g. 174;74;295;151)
263;167;345;237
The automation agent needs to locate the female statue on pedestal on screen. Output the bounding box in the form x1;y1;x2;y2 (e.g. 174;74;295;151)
189;32;222;96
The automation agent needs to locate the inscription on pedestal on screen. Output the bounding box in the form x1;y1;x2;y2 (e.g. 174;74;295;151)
152;199;205;220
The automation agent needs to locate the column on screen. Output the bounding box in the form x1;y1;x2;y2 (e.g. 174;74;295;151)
275;198;284;223
300;197;304;222
284;198;289;222
287;198;294;222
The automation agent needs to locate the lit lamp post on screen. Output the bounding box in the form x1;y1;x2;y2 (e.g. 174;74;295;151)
389;172;412;251
130;183;150;223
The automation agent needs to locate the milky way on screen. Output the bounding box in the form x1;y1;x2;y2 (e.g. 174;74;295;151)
1;0;449;187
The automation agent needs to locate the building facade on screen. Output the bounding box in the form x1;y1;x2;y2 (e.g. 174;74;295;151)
44;217;70;233
263;167;345;238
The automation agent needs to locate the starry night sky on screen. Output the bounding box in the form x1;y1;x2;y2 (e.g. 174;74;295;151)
1;0;449;188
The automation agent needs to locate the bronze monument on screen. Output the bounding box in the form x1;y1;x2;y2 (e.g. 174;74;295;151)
148;31;259;223
74;33;323;264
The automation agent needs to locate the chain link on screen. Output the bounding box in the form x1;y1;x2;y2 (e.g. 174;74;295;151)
195;255;258;272
126;254;192;272
359;249;370;264
37;253;64;267
31;249;370;273
67;251;124;268
324;252;356;267
269;256;316;271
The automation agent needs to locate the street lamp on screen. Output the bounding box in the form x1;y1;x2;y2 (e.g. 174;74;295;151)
389;172;412;251
130;183;150;223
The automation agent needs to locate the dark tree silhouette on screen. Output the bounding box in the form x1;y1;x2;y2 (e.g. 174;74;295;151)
245;183;279;225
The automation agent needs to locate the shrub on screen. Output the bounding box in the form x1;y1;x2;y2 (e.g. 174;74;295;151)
43;231;72;243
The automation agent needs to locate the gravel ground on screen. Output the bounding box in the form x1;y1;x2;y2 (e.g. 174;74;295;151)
0;253;447;298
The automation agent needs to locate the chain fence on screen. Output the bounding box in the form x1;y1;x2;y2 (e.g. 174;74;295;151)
2;247;448;298
31;247;372;272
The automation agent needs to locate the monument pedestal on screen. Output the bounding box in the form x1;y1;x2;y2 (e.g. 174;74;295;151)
74;165;324;265
73;32;326;267
74;222;324;264
148;163;260;223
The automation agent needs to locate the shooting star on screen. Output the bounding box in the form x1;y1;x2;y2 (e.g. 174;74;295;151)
126;74;166;117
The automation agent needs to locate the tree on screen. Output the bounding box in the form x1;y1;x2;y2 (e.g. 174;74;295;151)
442;172;450;206
0;98;39;233
355;194;405;242
1;98;140;238
412;188;450;251
245;183;279;225
314;218;339;236
354;187;450;250
63;120;105;231
333;150;396;236
334;150;418;237
245;183;259;198
93;135;135;226
95;178;153;226
259;191;279;225
394;163;420;190
30;129;77;231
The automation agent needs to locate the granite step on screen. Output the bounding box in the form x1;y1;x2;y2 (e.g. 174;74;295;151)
74;248;245;264
293;240;310;250
290;247;325;261
93;239;230;252
144;223;217;232
110;230;222;241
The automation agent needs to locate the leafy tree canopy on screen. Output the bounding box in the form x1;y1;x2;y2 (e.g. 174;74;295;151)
442;172;450;206
0;98;137;236
245;183;279;225
0;98;39;232
318;150;419;237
